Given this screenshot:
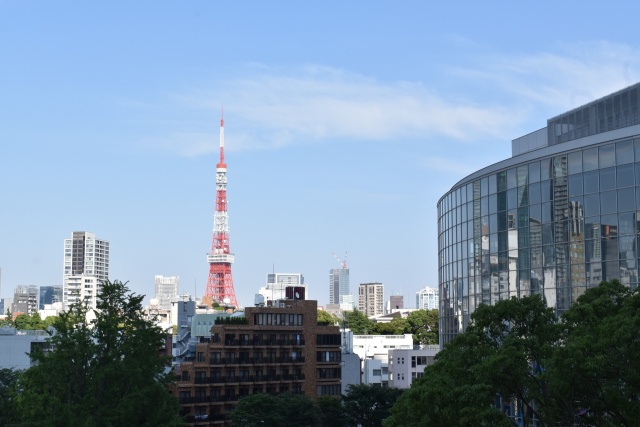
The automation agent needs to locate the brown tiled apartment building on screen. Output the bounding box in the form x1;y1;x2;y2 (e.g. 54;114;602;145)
172;299;342;425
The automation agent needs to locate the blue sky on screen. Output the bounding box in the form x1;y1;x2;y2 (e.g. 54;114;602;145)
2;1;640;308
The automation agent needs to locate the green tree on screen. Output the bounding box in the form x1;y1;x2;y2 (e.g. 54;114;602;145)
0;308;13;327
386;295;559;427
317;309;338;326
317;395;347;427
17;280;184;426
14;312;47;330
342;384;403;427
403;309;438;345
373;317;406;335
344;309;376;335
548;280;640;426
0;368;21;426
230;393;321;427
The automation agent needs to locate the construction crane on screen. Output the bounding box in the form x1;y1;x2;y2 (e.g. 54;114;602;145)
333;251;348;269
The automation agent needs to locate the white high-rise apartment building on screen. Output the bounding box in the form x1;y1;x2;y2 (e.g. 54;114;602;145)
358;282;384;316
63;231;109;310
155;275;179;309
416;286;439;310
258;273;305;303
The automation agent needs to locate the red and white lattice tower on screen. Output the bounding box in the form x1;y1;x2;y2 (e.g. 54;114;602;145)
204;110;239;308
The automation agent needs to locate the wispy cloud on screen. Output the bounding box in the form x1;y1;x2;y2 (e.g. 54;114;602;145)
454;41;640;112
148;41;640;156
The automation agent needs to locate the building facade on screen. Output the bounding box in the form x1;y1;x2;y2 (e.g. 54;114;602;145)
416;286;439;310
388;347;439;389
172;299;341;425
329;267;350;305
258;273;306;303
386;295;404;314
358;282;384;316
12;285;38;315
155;275;179;310
63;231;109;309
39;286;63;310
438;83;640;345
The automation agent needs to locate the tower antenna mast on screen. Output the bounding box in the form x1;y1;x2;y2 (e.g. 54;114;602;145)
204;107;239;308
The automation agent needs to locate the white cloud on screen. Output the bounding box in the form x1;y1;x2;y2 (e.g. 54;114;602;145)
150;41;640;156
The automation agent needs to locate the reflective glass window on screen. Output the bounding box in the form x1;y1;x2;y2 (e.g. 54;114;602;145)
529;182;541;204
568;174;583;197
619;211;635;235
497;191;507;212
600;191;617;214
467;183;473;202
617;164;634;188
517;186;528;208
481;196;488;216
616;139;634;165
497;171;507;192
490;233;498;253
584;170;599;194
507;189;517;210
541;158;551;180
599;144;615;168
567;151;582;174
498;212;507;232
635;138;640;160
541;180;552;202
488;193;497;214
481;177;488;197
528;162;540;183
542;202;553;223
603;261;619;281
507;168;517;189
489;214;498;234
553;156;567;178
600;167;616;191
489;174;497;194
601;214;618;229
618;188;635;212
517;165;528;187
529;204;541;222
508;210;518;229
583;147;598;171
584;194;600;216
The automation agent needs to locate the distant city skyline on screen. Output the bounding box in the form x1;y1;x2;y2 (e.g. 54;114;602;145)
2;2;640;308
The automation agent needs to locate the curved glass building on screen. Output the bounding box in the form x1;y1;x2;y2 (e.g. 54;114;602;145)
438;83;640;345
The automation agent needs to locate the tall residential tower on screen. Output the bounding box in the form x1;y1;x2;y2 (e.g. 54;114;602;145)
63;231;109;310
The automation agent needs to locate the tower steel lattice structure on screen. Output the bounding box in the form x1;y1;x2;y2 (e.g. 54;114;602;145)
204;111;239;308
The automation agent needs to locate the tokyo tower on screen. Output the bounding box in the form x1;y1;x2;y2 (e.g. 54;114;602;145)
203;110;239;308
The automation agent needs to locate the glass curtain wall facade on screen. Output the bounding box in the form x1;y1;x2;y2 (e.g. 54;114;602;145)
438;84;640;345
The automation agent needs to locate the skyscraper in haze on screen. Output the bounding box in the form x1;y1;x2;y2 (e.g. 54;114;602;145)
155;275;179;309
329;267;350;305
358;282;384;316
39;285;63;310
63;231;109;310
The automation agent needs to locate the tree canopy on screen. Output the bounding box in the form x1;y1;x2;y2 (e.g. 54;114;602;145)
16;279;184;426
385;280;640;427
230;392;321;427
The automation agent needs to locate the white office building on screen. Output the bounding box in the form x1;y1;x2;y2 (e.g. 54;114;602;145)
63;231;109;310
155;275;179;309
258;273;305;303
416;286;439;310
388;346;440;388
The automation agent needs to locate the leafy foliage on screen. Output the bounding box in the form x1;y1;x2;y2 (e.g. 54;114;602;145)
0;368;21;426
386;281;640;427
317;309;338;326
344;309;376;334
403;309;438;345
230;392;321;427
342;384;403;427
16;280;183;426
215;315;247;325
